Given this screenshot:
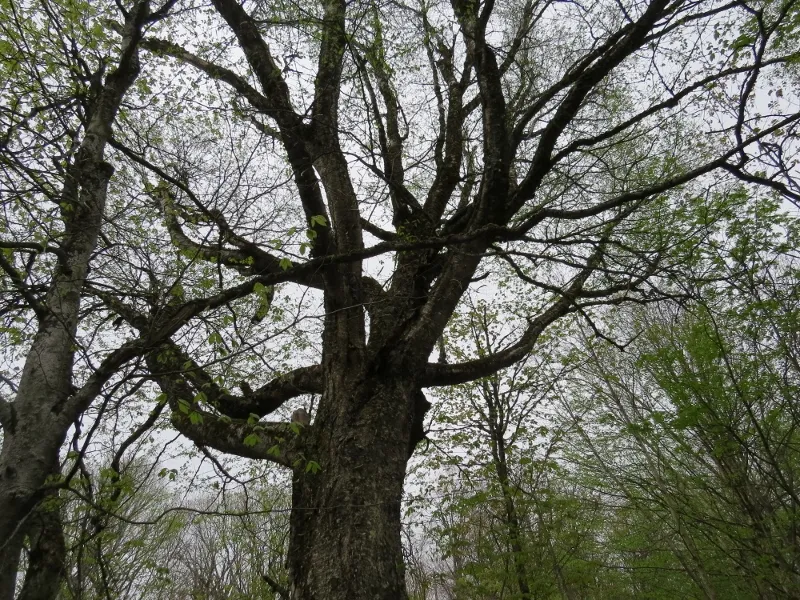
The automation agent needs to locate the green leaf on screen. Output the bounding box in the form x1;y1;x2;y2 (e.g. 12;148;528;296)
310;214;328;227
243;433;260;447
158;468;177;481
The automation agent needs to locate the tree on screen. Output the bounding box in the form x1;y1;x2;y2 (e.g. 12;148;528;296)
409;295;569;599
58;458;183;600
2;1;800;598
558;192;800;598
0;1;179;597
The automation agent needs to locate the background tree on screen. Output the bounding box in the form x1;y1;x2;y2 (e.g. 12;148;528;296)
404;188;800;599
557;189;800;598
0;1;179;597
407;295;569;600
44;450;291;600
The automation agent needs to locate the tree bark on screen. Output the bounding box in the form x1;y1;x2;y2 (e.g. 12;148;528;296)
286;376;419;600
0;161;113;600
0;533;23;600
17;503;66;600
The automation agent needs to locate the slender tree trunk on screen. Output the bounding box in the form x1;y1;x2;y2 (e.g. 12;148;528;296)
492;436;532;600
287;376;418;600
0;161;114;600
17;503;66;600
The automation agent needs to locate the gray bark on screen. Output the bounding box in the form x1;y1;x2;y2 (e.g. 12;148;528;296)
0;3;151;596
0;160;115;598
287;378;417;600
0;535;22;600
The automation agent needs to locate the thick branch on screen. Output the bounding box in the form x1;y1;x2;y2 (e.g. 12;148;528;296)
147;352;306;467
360;218;397;242
141;38;275;116
171;410;304;468
513;0;674;209
262;573;288;599
245;366;323;417
153;340;322;418
722;162;800;206
423;238;608;386
312;0;347;136
209;0;302;130
453;0;509;226
0;241;65;260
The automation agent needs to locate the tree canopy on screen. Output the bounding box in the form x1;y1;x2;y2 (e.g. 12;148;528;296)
1;0;800;598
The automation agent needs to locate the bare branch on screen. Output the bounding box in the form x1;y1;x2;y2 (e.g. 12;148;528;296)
0;252;46;320
141;37;276;118
0;397;14;434
513;0;675;209
423;236;609;386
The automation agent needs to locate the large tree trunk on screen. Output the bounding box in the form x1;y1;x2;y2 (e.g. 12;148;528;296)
287;376;419;600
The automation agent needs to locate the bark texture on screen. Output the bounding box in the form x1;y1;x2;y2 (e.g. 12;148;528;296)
0;160;114;599
287;379;417;600
0;535;22;600
17;504;66;600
